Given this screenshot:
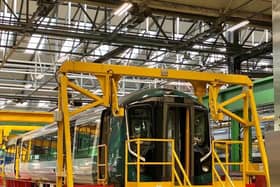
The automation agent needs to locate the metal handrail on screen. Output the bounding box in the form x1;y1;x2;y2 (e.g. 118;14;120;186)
212;151;235;187
125;138;193;187
212;140;245;187
172;149;193;187
126;138;174;183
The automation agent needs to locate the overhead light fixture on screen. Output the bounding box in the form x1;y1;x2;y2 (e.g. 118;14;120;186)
35;73;45;80
114;2;133;16
38;100;50;108
24;83;32;89
16;102;28;107
226;20;250;32
6;99;13;104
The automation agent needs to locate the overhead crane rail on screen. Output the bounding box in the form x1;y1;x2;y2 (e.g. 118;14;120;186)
0;110;54;123
0;61;270;187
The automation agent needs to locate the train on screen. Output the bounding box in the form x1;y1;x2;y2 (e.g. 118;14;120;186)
3;88;212;186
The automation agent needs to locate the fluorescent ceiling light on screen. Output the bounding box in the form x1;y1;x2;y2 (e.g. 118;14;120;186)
35;73;44;80
24;83;32;89
226;20;250;32
114;2;133;16
16;102;28;107
0;101;5;106
38;101;50;108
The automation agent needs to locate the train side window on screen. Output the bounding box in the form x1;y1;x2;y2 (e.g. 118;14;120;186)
74;116;101;159
193;108;207;145
21;141;29;162
128;105;153;138
5;145;16;164
100;109;111;146
29;132;57;162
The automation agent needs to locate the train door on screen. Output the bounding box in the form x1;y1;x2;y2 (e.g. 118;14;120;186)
164;104;212;185
163;104;193;181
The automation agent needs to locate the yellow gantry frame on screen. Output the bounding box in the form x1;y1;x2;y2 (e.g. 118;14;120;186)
56;61;270;187
0;110;54;180
0;110;54;144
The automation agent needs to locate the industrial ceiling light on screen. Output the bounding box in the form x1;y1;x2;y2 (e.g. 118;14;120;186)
16;102;28;107
35;73;45;80
226;20;250;32
24;83;32;89
114;2;133;16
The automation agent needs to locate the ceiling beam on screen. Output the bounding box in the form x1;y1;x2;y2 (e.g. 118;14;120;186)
68;0;271;28
0;23;230;55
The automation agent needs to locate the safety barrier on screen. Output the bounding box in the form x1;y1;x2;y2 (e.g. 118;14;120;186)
125;138;193;187
212;140;245;187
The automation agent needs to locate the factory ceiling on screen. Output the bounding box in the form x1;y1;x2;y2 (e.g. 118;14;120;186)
0;0;272;111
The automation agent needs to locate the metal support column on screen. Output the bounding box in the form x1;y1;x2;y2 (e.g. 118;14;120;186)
269;2;280;185
231;111;240;171
273;0;280;131
229;31;241;74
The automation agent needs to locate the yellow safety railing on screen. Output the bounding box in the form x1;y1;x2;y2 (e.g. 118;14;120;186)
97;144;108;184
212;140;245;187
125;138;193;187
172;148;193;187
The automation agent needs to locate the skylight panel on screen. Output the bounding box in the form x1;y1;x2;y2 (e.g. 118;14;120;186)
60;38;80;56
25;34;45;54
0;12;13;50
121;48;139;59
92;45;110;56
0;31;13;50
75;21;92;30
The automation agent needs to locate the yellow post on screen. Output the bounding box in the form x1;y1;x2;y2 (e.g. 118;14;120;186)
56;74;64;187
125;141;128;187
60;75;74;187
243;91;249;184
225;142;229;186
248;89;270;187
171;140;175;185
26;140;32;162
56;120;64;187
137;139;140;187
0;130;2;145
15;145;20;179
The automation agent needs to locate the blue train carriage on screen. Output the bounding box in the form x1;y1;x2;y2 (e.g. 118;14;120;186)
3;88;212;186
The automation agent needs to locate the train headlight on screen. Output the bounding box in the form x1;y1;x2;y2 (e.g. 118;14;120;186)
202;164;209;173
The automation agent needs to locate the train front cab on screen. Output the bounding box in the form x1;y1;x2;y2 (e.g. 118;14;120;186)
99;91;213;187
125;97;211;187
99;91;267;187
